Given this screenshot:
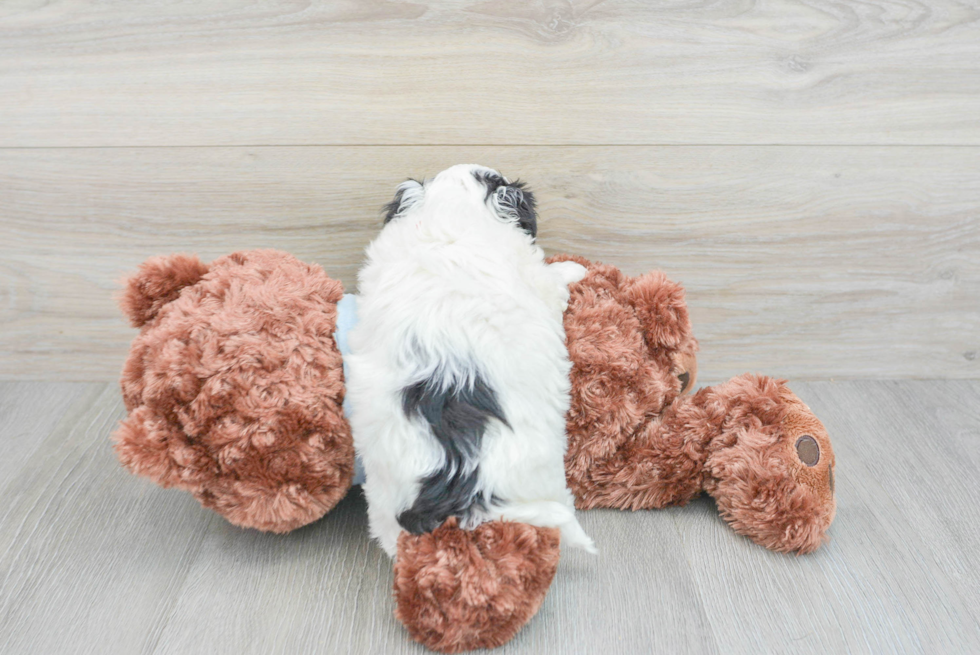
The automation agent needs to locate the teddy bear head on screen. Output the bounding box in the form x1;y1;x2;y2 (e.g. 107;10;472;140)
114;249;354;532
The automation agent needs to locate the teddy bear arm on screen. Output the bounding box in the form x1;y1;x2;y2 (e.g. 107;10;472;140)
570;392;719;511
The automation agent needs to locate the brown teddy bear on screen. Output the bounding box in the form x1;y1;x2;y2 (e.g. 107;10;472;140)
114;249;835;653
115;250;355;533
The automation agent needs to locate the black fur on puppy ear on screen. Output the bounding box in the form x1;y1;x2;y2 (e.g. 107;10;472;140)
493;182;537;238
383;179;424;224
473;170;538;238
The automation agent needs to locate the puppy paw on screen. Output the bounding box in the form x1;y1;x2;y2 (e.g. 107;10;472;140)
549;260;588;287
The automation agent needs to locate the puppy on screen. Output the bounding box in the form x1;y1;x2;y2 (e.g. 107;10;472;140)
346;164;595;556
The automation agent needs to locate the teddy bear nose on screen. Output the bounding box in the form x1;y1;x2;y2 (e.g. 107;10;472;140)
678;371;690;392
795;435;820;466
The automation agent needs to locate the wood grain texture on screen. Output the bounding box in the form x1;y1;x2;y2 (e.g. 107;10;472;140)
1;1;979;147
1;146;977;380
0;381;101;482
674;379;980;654
0;384;215;655
152;490;719;655
1;380;978;654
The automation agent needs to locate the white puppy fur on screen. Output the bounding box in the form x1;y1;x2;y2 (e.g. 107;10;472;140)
346;164;595;557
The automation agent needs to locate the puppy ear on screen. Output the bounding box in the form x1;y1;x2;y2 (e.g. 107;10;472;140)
493;182;538;238
383;179;424;224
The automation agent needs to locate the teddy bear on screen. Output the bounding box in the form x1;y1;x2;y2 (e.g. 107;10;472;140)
114;249;835;653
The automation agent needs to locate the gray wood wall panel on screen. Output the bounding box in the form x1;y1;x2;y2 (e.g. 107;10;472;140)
1;381;979;654
2;146;977;381
1;1;978;146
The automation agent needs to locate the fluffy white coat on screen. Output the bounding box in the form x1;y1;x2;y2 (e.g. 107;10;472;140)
346;164;594;557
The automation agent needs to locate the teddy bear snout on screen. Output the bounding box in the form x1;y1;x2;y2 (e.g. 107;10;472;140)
672;350;698;394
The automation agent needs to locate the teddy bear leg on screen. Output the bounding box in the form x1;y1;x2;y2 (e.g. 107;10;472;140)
393;518;560;653
701;374;837;554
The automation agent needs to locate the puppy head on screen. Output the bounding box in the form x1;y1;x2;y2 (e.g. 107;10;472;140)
382;165;538;239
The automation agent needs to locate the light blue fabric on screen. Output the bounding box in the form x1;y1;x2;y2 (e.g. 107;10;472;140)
333;293;366;485
334;293;359;406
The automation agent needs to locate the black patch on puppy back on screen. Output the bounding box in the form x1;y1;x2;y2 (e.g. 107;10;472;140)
397;371;508;534
474;170;538;238
383;178;422;224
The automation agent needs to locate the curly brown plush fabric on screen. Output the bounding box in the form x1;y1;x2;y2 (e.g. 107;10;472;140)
579;374;836;553
547;254;699;503
394;518;560;654
558;256;836;554
701;375;836;553
118;253;210;329
114;250;354;533
114;248;835;557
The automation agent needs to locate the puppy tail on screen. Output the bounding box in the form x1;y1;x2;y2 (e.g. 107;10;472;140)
496;501;597;554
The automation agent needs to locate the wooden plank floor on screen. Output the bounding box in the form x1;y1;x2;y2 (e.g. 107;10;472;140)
1;380;978;654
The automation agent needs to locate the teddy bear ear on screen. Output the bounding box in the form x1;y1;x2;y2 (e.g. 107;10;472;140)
119;253;209;328
623;271;693;350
